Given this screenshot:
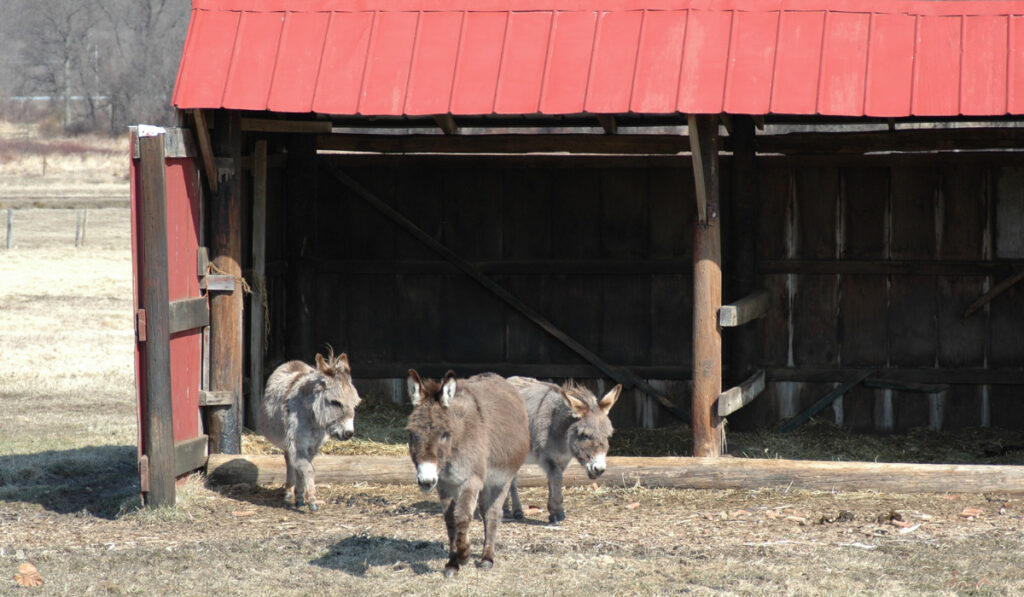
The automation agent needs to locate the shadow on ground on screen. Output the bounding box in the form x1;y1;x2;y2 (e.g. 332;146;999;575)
0;445;139;519
312;534;445;576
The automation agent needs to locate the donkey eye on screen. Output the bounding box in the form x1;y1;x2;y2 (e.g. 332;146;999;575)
441;432;451;442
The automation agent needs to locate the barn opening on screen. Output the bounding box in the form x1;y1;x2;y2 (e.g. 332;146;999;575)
131;0;1024;506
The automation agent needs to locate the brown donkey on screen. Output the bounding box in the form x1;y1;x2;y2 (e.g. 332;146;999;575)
505;377;621;524
405;370;529;577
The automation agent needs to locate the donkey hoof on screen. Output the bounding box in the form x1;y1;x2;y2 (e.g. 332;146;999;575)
307;501;319;512
513;510;525;521
554;511;566;522
478;559;494;570
444;566;458;578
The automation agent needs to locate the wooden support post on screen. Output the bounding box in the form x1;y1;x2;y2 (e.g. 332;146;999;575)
285;135;318;361
207;111;243;454
138;130;175;507
249;140;268;430
689;114;724;457
5;209;12;249
192;110;219;195
75;208;87;247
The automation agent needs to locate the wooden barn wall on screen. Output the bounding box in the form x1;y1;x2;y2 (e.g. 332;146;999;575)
260;151;1023;432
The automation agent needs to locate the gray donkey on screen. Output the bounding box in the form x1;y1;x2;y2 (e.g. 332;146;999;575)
406;370;529;577
505;377;621;524
259;350;361;511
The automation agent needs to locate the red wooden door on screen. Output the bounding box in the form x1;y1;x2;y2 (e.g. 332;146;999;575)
130;126;207;504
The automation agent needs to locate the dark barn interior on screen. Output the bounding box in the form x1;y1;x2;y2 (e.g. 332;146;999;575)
246;129;1024;435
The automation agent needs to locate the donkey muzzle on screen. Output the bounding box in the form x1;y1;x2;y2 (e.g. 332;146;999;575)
331;419;355;441
416;462;438;492
585;455;607;479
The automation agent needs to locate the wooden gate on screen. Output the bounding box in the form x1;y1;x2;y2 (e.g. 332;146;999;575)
130;126;208;506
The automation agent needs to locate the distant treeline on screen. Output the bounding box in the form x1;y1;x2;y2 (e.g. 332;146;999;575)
0;0;189;135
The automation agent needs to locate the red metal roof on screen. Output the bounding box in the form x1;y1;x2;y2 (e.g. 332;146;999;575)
172;0;1024;117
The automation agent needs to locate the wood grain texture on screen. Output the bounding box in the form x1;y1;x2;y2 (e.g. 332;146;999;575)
207;454;1024;494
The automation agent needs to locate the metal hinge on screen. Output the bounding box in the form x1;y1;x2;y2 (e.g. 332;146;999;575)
138;455;150;493
136;309;147;342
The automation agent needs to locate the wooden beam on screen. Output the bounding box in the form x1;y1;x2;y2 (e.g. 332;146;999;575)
767;367;1024;386
718;370;766;417
199;390;234;406
963;268;1024;318
689;114;723;457
138;130;175;507
207;111;243;454
759;259;1021;276
131;126;197;159
285;136;318;362
328;166;689;423
192;110;218;195
756;126;1024;155
433;114;458;135
317;133;692;155
313;258;696;275
778;370;874;433
249;140;268;430
206;454;1024;495
168;297;210;335
596;115;617;135
174;435;208;477
719;288;771;327
240;118;332;134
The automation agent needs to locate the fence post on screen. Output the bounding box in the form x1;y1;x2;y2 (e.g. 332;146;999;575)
75;208;89;247
5;209;12;249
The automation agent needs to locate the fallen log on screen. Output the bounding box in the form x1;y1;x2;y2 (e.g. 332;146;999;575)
205;455;1024;494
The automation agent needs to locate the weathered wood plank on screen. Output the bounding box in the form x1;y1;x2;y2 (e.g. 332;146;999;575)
174;435;208;476
778;370;873;432
719;288;771;327
241;118;331;134
249;140;268;430
759;259;1020;276
318;133;692;155
168;297;209;335
199;390;233;406
718;370;766;417
191;110;218;195
138;131;175;507
207;454;1024;494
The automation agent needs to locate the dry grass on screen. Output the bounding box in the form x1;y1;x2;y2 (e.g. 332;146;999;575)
3;131;1024;594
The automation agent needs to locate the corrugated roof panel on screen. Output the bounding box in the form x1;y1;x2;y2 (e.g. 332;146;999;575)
961;16;1009;115
404;11;463;115
864;12;915;117
359;11;418;115
450;11;507;114
311;12;374;115
173;0;1024;118
221;11;285;110
539;11;598;114
1010;16;1024;113
630;9;687;113
817;11;870;116
770;10;824;115
677;9;733;114
267;12;330;113
585;10;643;113
912;15;963;115
494;11;553;114
173;10;240;109
723;9;778;114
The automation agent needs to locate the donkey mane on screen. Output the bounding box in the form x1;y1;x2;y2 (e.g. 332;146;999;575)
561;380;598;408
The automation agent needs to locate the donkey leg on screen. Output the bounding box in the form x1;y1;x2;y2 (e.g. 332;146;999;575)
439;489;457;557
504;475;524;520
445;481;480;577
546;466;566;524
291;453;317;511
478;480;514;569
283;451;296;503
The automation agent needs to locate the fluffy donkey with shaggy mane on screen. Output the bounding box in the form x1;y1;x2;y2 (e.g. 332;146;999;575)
406;370;529;577
259;349;361;511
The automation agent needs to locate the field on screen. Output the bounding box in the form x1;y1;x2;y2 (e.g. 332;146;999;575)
2;127;1024;595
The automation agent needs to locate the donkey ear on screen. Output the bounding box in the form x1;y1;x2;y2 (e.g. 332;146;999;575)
406;369;424;406
315;352;335;375
561;391;590;419
440;370;457;408
336;352;350;369
598;384;623;415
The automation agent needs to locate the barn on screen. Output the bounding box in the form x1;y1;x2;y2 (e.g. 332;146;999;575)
131;0;1024;505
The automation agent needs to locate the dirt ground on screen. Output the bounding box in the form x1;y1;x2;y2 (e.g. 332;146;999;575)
2;129;1024;595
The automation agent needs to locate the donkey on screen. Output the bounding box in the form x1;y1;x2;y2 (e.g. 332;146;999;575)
405;370;529;577
505;377;621;524
259;350;361;511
